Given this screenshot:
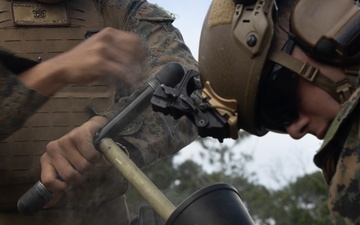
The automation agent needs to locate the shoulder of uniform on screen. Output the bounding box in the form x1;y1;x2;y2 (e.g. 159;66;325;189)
152;4;176;19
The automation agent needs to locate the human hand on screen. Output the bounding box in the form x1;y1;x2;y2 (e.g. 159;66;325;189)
39;116;108;207
19;27;146;95
52;27;147;87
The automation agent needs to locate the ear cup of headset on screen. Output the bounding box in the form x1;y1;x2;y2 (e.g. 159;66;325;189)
315;39;336;58
291;0;360;65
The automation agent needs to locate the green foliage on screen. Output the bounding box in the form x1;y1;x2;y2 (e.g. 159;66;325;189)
125;131;330;224
269;171;331;225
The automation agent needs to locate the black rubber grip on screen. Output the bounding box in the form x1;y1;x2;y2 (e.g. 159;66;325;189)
17;181;53;216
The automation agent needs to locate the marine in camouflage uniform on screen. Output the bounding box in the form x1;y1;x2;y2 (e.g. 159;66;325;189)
0;0;198;224
314;87;360;225
197;0;360;224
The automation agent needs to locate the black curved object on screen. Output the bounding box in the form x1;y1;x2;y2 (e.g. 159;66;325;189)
166;183;255;225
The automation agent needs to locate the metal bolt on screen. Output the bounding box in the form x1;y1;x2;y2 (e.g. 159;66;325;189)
246;35;257;47
198;119;206;127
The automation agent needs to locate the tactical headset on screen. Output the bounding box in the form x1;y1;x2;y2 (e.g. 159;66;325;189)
291;0;360;66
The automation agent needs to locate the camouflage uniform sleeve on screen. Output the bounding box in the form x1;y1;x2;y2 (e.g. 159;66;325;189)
313;88;360;224
0;50;49;140
100;0;198;168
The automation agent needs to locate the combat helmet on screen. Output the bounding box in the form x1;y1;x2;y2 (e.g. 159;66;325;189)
199;0;360;138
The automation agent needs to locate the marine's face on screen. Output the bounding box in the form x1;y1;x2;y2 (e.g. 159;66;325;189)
284;46;344;140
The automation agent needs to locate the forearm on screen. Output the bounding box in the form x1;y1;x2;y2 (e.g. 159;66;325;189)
0;47;62;96
0;63;49;140
18;60;67;96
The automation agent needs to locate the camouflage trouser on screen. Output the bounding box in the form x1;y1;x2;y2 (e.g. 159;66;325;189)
0;196;130;225
327;117;360;225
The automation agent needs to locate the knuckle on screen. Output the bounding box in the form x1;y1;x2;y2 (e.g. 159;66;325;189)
67;128;83;142
61;169;79;182
40;153;48;163
88;152;101;164
41;179;54;190
46;141;59;154
76;161;90;174
101;27;114;34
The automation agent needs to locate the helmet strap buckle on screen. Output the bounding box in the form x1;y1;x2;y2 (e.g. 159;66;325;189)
336;79;354;105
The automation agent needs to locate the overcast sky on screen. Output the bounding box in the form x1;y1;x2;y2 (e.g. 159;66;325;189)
147;0;322;189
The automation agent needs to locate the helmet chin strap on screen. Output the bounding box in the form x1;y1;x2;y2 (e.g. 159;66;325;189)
268;50;356;105
345;65;360;86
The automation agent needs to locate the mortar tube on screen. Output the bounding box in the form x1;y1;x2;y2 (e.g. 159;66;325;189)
99;138;176;221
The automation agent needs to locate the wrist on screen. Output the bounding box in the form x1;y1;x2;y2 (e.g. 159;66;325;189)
18;61;67;95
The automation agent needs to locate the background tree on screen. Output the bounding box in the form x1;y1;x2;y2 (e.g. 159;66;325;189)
269;171;330;225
